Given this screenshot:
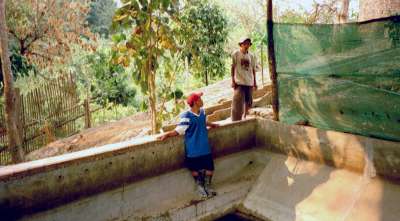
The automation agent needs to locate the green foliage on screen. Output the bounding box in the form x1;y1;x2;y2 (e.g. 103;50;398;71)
69;40;137;106
91;103;137;127
87;0;117;37
0;42;35;87
90;63;136;107
179;0;228;85
9;46;35;78
156;53;185;122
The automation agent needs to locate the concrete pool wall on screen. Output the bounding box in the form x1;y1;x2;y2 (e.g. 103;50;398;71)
1;118;399;221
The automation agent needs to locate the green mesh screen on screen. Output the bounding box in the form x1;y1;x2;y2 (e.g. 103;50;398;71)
274;16;400;141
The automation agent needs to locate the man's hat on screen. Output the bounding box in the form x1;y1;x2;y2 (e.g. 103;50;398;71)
238;37;252;46
186;92;203;106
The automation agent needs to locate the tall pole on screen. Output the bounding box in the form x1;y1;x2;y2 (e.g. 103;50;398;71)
0;0;24;162
267;0;279;121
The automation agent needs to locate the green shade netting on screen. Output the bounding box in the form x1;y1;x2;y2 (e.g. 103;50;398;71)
274;16;400;141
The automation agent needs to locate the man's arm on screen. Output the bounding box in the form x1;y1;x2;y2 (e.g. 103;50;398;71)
231;65;237;88
231;53;237;89
158;130;179;141
206;121;219;129
252;55;257;90
159;114;190;140
253;69;257;90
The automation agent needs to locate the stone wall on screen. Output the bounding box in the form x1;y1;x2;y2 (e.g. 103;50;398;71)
359;0;400;21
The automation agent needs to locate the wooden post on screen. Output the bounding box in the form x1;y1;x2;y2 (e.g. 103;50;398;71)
84;98;91;129
14;88;24;147
43;120;56;144
0;0;24;162
267;0;279;121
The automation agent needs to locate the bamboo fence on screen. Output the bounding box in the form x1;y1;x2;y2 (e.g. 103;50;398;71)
0;75;86;165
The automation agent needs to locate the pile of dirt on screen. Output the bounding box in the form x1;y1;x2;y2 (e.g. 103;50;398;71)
26;113;151;161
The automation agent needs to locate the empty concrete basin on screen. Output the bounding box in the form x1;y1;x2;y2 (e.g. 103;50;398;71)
1;118;400;221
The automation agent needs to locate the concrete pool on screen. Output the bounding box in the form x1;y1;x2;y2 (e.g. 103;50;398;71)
1;118;399;221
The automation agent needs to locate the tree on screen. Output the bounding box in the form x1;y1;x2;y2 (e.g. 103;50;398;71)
69;41;137;106
156;53;185;123
359;0;400;21
221;0;265;34
0;39;36;88
278;8;309;23
0;0;24;162
87;0;117;37
112;0;179;133
213;0;266;52
179;0;228;86
337;0;349;23
5;0;94;68
307;0;351;24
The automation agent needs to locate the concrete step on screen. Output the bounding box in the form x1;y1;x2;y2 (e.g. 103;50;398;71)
162;85;272;132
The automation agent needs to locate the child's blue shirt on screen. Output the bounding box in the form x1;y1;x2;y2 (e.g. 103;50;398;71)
175;108;211;157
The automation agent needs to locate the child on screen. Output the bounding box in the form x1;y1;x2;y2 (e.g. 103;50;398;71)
158;92;219;198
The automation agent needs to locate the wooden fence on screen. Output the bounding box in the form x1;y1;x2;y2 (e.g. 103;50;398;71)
0;75;92;165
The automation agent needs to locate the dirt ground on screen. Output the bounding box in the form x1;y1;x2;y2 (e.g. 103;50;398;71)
26;112;151;161
26;74;271;161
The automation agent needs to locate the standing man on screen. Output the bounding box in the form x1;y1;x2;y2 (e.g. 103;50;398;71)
158;92;219;199
231;37;257;121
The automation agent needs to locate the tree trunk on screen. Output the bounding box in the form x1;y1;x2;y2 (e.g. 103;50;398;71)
0;0;24;163
146;5;158;134
205;47;209;86
148;69;158;134
260;45;264;85
205;69;209;86
337;0;350;23
266;0;279;121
